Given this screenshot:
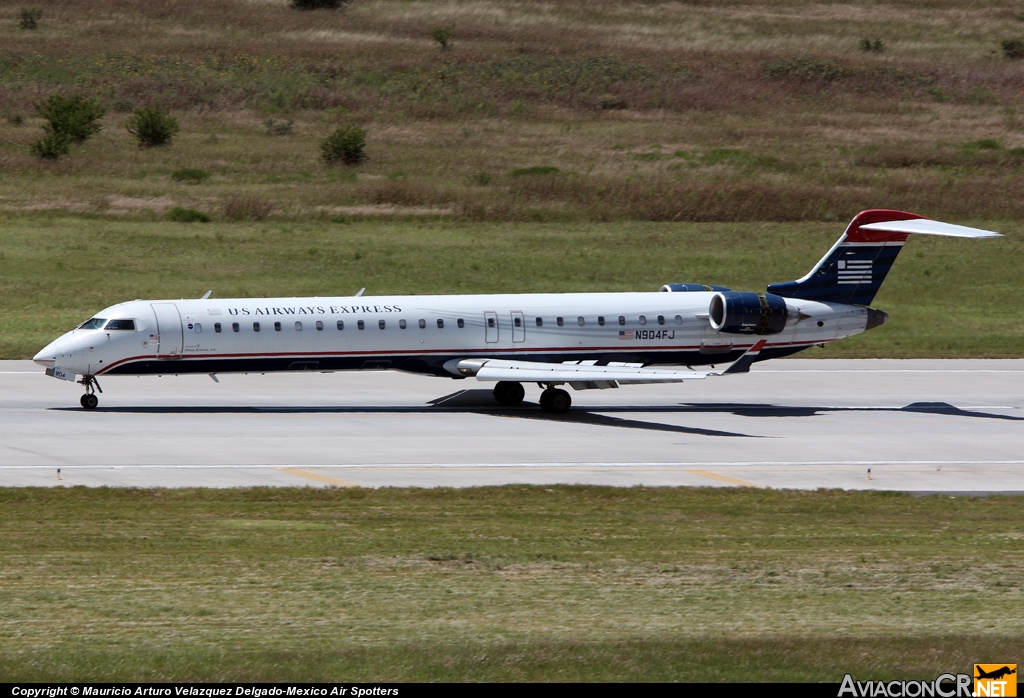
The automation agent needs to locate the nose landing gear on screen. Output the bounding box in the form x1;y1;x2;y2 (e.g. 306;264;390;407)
77;375;102;410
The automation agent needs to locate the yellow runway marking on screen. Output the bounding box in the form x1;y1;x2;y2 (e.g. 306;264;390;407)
276;468;361;488
684;470;767;488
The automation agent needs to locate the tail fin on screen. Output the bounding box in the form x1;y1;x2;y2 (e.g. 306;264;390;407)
767;209;1001;306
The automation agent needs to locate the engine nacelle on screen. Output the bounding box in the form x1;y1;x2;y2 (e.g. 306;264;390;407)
659;283;731;292
709;291;789;335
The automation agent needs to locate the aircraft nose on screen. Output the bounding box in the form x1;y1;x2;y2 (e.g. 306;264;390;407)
33;341;58;367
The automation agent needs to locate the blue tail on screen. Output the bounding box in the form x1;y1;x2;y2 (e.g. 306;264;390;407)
767;209;924;306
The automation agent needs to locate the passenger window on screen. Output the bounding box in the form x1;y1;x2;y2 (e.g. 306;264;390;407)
214;322;222;333
253;322;261;332
295;321;303;331
557;317;564;326
437;319;444;328
379;319;386;330
78;318;107;330
418;319;426;329
457;318;464;328
536;317;543;326
658;315;665;325
274;322;282;332
675;315;683;325
316;320;323;331
487;317;495;328
577;316;585;326
357;320;365;330
194;323;202;333
232;322;240;332
598;316;605;326
399;319;407;329
639;316;647;325
105;319;136;331
618;316;626;325
337;320;344;330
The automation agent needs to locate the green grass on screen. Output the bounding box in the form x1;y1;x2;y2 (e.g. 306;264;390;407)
0;486;1021;681
0;215;1020;359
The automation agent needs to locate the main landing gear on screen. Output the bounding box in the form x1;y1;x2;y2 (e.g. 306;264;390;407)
492;381;571;414
78;375;102;410
539;387;571;415
493;381;526;406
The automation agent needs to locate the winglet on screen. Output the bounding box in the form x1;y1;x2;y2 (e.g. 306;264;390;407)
722;339;768;375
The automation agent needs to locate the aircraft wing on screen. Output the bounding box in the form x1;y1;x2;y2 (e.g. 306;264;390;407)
446;340;767;386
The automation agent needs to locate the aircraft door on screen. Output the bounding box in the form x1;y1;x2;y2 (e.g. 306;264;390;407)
510;311;525;343
151;303;183;358
484;311;498;343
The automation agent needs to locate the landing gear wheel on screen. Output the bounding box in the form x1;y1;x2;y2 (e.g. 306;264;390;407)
81;393;99;410
540;388;571;415
493;381;525;406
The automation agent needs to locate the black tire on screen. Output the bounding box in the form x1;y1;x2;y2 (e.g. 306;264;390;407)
80;394;89;408
540;388;571;414
82;394;98;410
505;381;525;406
493;381;510;405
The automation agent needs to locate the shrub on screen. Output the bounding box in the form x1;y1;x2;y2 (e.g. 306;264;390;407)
223;195;273;221
320;125;366;165
764;55;844;81
859;38;885;53
963;138;1001;150
19;7;41;30
166;207;211;223
171;168;211;184
36;94;106;144
289;0;349;9
430;25;454;51
510;166;560;177
29;132;70;160
1002;39;1024;60
264;119;294;136
125;106;179;148
598;94;627;110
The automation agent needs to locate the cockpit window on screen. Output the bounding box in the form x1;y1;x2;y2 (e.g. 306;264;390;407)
78;318;107;330
105;319;136;331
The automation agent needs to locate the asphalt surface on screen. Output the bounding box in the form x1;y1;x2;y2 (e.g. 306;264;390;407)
1;359;1022;491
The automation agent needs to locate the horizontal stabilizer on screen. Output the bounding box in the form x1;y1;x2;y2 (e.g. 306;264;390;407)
860;219;1002;238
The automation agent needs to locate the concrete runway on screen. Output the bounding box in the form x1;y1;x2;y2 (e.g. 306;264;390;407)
1;359;1022;491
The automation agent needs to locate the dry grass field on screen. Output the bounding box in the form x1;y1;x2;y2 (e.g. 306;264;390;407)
1;0;1023;222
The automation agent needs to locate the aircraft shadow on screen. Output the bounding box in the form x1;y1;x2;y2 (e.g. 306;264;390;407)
48;394;1020;441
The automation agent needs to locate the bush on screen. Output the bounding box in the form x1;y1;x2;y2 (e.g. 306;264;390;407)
320;125;366;165
1002;39;1024;60
29;132;70;160
36;94;106;144
859;38;885;52
171;168;211;184
511;166;560;177
430;25;454;50
264;119;293;136
223;195;273;221
166;207;211;223
125;106;179;148
764;55;844;81
289;0;349;9
19;7;41;30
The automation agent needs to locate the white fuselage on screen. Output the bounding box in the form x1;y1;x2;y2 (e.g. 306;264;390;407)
34;292;869;379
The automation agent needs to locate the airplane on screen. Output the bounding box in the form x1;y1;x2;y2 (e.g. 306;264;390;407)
32;209;1001;414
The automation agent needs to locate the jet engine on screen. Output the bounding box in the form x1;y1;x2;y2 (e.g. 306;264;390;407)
659;283;731;292
709;291;789;335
